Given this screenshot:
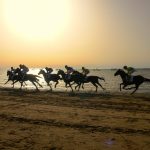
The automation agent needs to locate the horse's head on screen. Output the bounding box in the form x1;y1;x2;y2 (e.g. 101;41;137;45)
114;69;126;76
57;69;65;75
38;69;45;75
7;70;11;76
114;69;120;76
72;70;79;75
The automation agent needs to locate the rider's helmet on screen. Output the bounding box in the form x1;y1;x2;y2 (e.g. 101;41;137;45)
49;68;53;71
123;66;127;69
82;67;85;70
65;65;68;69
19;64;22;68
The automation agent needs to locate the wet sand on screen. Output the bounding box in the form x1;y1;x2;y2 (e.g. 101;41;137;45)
0;88;150;150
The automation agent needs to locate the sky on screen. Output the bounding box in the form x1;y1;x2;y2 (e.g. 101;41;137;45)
0;0;150;68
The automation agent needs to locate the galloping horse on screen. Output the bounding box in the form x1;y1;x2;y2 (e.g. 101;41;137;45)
57;69;83;92
58;69;105;92
114;69;150;94
38;69;61;91
73;71;105;92
13;68;43;90
5;70;27;88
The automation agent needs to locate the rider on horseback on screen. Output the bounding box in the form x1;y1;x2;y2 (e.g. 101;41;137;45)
19;64;29;80
81;67;90;77
10;67;16;80
45;67;53;78
65;65;74;80
123;66;136;83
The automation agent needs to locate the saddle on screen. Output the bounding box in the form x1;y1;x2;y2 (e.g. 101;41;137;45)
47;73;51;78
126;75;134;83
65;74;71;80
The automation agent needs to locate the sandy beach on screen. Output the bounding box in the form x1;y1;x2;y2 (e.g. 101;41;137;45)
0;88;150;150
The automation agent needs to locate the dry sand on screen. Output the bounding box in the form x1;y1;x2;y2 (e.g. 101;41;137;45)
0;88;150;150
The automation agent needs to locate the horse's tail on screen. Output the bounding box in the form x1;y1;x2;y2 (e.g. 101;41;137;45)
144;78;150;82
98;77;105;82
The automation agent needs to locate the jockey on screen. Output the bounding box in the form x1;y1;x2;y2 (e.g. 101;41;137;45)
19;64;29;79
45;67;53;78
65;65;74;80
10;67;16;80
123;66;136;82
81;67;90;76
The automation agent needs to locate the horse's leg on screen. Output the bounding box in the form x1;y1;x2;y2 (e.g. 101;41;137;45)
91;82;98;92
75;83;80;91
47;82;52;91
36;81;43;88
122;84;128;90
120;83;124;91
82;83;84;89
20;81;23;90
12;80;18;85
66;82;72;88
78;83;82;91
31;81;39;91
49;84;52;91
12;81;15;88
12;80;18;88
22;81;27;86
4;79;10;85
65;83;68;88
75;84;79;90
131;84;140;94
68;83;73;92
24;81;27;86
55;81;59;88
20;81;26;87
97;82;105;90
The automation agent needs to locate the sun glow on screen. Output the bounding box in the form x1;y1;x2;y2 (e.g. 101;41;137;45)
3;0;71;42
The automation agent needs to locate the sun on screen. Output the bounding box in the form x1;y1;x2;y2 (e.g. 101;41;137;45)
3;0;71;42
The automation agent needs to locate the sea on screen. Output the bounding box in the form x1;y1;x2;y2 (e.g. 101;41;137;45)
0;68;150;93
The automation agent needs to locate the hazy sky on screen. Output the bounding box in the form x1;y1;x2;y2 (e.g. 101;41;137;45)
0;0;150;68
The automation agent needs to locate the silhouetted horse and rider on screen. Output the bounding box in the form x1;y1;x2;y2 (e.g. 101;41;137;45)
57;68;105;92
114;68;150;94
5;70;27;88
5;65;42;91
38;68;61;91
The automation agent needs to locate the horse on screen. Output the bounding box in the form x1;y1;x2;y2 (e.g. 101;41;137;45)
5;70;27;88
73;70;105;92
58;69;105;92
14;68;43;91
57;69;82;92
114;69;150;94
38;69;61;91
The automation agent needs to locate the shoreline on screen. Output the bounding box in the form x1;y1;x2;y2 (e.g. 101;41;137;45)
0;86;150;95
